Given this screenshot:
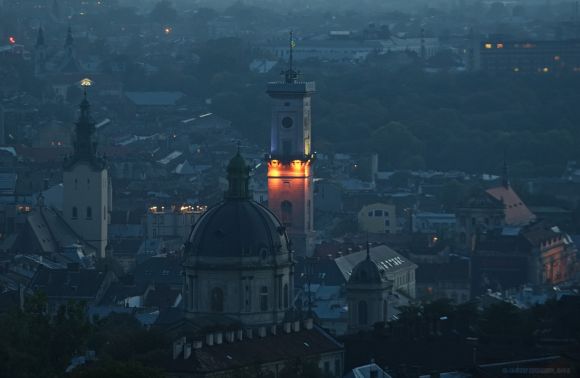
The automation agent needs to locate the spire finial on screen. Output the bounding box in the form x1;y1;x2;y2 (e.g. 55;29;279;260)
236;140;241;155
366;234;371;260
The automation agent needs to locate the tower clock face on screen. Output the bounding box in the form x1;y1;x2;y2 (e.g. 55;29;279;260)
281;116;293;128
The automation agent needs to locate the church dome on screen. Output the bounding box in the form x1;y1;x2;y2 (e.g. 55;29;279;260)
348;249;383;284
186;151;290;258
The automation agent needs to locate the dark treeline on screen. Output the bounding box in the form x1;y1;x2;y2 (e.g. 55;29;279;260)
181;40;580;177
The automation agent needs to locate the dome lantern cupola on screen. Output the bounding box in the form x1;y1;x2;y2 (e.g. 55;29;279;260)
225;147;251;200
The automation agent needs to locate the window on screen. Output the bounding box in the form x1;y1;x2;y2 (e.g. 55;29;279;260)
260;286;269;311
86;206;92;219
283;283;289;308
374;210;383;216
385;219;390;227
368;211;373;217
281;201;293;227
210;287;224;312
72;206;78;219
358;301;368;325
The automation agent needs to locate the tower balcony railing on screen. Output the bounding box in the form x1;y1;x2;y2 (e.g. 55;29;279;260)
266;81;316;94
265;153;315;164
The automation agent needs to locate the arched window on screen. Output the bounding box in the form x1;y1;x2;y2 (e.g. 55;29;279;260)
283;283;289;308
358;300;368;325
86;206;92;219
281;201;293;227
210;287;224;312
72;206;78;219
260;286;269;311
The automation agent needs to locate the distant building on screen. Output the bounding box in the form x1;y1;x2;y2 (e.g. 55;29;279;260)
146;204;206;240
412;212;456;236
358;203;398;234
456;165;535;252
477;39;580;74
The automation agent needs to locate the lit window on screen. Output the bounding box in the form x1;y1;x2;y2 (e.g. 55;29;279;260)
554;55;560;61
484;43;493;49
513;67;520;72
542;67;549;73
496;43;504;48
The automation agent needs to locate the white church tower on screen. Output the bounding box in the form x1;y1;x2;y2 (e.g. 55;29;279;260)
63;82;111;258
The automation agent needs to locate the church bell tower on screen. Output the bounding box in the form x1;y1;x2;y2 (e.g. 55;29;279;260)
266;32;315;257
63;80;111;258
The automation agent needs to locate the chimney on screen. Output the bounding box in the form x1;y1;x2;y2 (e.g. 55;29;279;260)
192;340;203;350
270;325;277;335
205;333;214;346
184;343;192;359
258;326;267;338
245;328;253;339
225;331;235;343
283;322;292;333
215;332;223;345
173;337;186;359
304;318;314;330
292;320;300;332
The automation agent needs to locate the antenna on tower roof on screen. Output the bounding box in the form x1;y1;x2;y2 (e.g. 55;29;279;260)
283;30;299;83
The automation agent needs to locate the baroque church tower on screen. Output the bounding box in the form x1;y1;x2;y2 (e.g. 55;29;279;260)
63;85;111;258
266;32;315;257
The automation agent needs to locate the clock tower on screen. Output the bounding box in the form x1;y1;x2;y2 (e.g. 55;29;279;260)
266;32;315;257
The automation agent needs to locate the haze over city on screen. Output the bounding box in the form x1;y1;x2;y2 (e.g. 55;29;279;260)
0;1;579;377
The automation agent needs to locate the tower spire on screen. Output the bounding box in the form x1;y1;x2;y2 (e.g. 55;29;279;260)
72;79;97;162
284;30;298;83
502;149;510;188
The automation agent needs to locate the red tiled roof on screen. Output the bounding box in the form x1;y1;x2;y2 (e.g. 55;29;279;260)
486;185;536;226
